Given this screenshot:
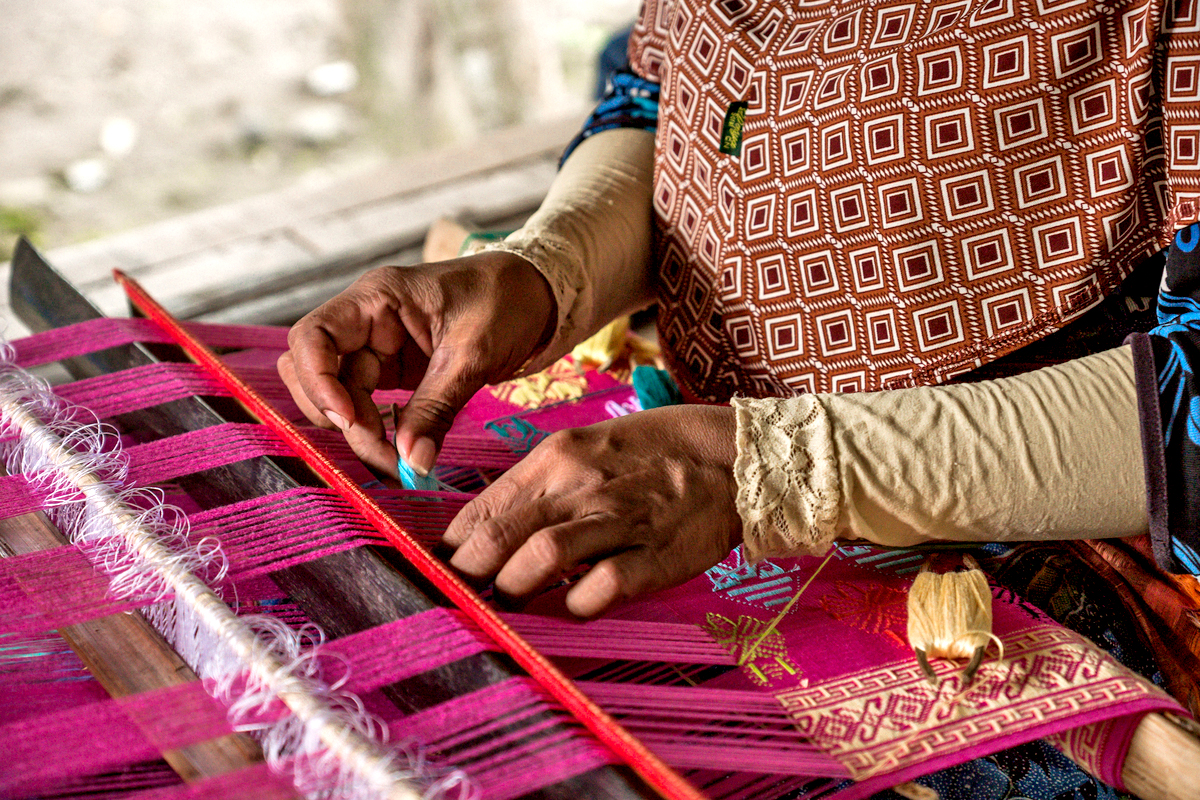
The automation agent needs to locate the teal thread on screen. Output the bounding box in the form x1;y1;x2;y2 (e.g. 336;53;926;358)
632;365;683;409
458;229;516;256
398;456;445;492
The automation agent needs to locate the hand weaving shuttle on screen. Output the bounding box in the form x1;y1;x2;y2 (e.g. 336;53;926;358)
2;239;1199;800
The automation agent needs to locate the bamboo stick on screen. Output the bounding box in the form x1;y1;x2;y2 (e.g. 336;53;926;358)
1120;712;1200;800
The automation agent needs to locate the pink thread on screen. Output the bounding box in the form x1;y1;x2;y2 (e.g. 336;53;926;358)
3;317;1189;800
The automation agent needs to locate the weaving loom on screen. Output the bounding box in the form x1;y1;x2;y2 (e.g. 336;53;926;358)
2;238;1198;800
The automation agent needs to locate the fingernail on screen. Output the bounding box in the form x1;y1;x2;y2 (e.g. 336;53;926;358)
325;410;350;431
408;436;436;477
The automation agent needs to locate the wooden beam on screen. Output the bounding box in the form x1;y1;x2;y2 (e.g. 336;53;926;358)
0;507;282;790
1121;712;1200;800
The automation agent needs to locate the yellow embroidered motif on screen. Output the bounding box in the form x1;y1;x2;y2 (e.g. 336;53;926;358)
571;317;630;369
704;612;800;688
571;316;662;374
489;359;589;409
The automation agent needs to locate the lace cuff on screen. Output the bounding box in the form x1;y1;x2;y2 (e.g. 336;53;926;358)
732;395;841;561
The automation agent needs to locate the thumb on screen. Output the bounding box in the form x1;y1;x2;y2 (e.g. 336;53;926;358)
393;344;487;476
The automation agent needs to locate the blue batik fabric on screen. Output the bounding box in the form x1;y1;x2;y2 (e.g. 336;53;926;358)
560;64;660;166
1130;222;1200;574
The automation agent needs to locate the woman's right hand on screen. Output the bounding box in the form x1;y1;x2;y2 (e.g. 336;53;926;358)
278;251;556;478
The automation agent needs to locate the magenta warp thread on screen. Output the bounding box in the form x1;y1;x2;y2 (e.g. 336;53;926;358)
0;320;842;800
2;317;1186;800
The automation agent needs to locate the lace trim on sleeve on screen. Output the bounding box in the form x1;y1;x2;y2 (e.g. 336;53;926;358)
732;395;841;561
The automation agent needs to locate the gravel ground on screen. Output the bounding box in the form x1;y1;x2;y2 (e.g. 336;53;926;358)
0;0;636;260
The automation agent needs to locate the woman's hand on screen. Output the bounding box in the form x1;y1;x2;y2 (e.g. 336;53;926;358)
279;252;555;477
442;405;741;617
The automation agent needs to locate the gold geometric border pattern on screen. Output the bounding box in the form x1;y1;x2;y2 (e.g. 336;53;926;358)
775;627;1175;779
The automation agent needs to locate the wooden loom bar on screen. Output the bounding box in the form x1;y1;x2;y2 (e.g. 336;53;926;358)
8;240;643;799
1123;713;1200;800
0;505;279;790
114;269;706;800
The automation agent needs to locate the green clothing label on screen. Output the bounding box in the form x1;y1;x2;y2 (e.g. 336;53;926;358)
719;101;749;156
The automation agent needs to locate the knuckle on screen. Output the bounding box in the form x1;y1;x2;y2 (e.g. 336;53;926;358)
406;397;458;431
354;265;400;293
474;516;526;554
425;348;488;397
276;352;296;382
455;488;501;531
544;427;589;456
445;498;485;546
524;528;565;568
286;319;311;349
589;558;631;599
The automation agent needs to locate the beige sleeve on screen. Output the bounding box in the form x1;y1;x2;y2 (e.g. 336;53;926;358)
474;127;657;373
732;346;1148;560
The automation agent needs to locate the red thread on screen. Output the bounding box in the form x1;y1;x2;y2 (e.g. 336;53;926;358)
115;269;704;800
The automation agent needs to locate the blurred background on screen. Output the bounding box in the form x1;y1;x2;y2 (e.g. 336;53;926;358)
0;0;639;261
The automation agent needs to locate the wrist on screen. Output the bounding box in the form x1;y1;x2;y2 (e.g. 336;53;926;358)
656;404;741;552
498;252;558;373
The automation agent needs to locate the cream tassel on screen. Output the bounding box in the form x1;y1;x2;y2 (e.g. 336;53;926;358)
906;556;1000;686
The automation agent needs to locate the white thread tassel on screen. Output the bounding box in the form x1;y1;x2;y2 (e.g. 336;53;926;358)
0;346;471;800
906;556;994;686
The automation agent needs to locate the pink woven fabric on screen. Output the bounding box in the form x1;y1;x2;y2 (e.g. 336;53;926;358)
608;547;1182;796
1;319;1188;798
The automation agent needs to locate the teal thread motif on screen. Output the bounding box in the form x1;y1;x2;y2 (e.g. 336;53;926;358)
484;416;551;454
706;548;786;591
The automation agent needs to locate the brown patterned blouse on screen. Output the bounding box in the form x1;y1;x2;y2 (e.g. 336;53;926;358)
628;0;1200;401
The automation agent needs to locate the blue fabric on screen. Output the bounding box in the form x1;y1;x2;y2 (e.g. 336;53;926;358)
560;64;660;166
595;25;634;100
1140;222;1200;573
884;739;1128;800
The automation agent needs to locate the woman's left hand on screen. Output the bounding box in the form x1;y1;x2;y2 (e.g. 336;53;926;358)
442;405;741;617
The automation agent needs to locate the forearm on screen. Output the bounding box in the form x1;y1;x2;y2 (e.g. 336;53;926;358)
479;127;657;372
733;346;1147;559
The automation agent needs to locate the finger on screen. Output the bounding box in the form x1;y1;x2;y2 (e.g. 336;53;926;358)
444;479;514;548
565;548;663;618
286;307;368;429
442;449;550;547
493;515;627;599
447;494;564;582
277;351;336;428
287;285;411;428
337;349;398;476
394;338;489;475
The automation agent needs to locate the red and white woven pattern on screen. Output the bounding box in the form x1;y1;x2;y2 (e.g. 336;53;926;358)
630;0;1200;400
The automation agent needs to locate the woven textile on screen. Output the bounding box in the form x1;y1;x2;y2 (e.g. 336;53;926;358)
3;317;1192;799
628;0;1200;401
